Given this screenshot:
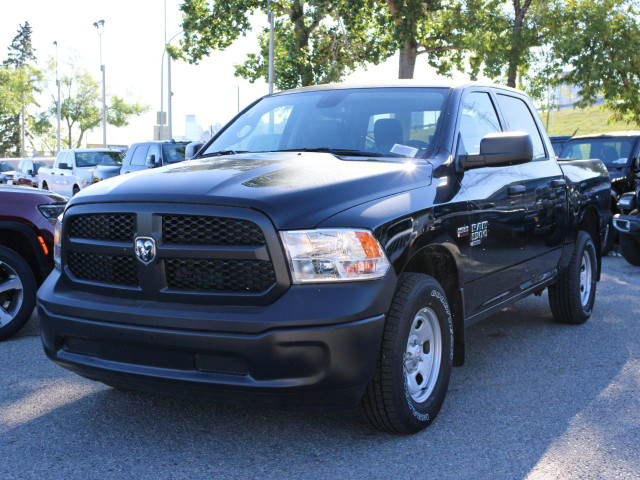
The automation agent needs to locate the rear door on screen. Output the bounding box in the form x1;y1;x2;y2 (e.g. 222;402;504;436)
457;89;531;317
495;91;568;280
124;144;149;173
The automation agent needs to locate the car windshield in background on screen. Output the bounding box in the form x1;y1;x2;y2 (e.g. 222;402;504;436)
560;138;636;166
201;87;449;159
75;151;124;167
163;144;187;163
33;162;50;173
0;161;12;172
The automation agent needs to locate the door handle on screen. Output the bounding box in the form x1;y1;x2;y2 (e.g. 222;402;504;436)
507;184;526;196
550;178;567;188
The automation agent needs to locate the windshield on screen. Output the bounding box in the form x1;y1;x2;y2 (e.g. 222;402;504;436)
0;161;12;172
560;138;636;166
201;88;449;159
75;151;124;167
162;144;187;164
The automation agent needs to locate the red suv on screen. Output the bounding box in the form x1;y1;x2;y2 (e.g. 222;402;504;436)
0;185;66;339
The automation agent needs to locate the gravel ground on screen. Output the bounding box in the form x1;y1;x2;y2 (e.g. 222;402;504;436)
1;256;639;479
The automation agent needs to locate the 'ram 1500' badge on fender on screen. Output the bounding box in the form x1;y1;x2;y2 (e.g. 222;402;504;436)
470;221;488;246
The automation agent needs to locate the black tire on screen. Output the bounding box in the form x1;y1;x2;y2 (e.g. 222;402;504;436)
620;234;640;266
0;246;37;341
41;182;48;190
360;273;453;434
548;231;597;324
72;185;80;195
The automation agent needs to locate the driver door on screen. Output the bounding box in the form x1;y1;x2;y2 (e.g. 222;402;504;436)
457;89;532;318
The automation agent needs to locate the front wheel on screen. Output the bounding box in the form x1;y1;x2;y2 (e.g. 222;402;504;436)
360;273;453;434
0;246;37;340
548;231;597;324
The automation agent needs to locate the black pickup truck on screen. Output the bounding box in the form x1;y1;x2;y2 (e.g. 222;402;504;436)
38;83;610;433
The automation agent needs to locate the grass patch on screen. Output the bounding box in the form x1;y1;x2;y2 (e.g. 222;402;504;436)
540;106;638;136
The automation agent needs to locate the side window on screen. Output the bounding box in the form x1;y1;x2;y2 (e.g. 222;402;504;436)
54;152;66;168
458;92;501;155
146;144;161;165
66;152;75;167
496;94;546;160
131;145;149;166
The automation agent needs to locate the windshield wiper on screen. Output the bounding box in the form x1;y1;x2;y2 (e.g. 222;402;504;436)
198;150;248;158
268;147;392;157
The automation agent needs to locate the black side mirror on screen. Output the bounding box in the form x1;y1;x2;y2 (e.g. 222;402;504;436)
632;157;640;170
26;169;33;175
458;132;533;171
58;162;70;170
147;154;159;167
185;141;204;160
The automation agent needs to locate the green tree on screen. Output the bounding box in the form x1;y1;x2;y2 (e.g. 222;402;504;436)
170;0;387;89
552;0;640;124
37;64;149;148
1;21;42;156
0;67;23;156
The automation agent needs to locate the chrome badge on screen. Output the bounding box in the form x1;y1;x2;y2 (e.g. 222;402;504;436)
134;237;156;264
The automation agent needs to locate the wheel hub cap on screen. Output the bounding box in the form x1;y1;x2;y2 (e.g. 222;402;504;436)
0;261;23;327
404;307;442;403
579;250;592;308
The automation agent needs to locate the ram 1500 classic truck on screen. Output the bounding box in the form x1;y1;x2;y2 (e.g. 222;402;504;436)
38;149;124;196
38;83;610;433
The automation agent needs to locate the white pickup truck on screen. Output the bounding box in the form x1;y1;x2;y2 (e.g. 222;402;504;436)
38;149;124;196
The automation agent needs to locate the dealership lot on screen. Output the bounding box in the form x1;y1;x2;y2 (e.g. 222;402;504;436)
1;255;639;479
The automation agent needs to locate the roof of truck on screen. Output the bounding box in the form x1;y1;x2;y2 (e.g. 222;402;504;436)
272;81;522;96
572;131;640;139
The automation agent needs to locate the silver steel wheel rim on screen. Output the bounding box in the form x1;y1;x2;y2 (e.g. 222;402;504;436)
404;307;442;403
579;250;592;308
0;261;23;327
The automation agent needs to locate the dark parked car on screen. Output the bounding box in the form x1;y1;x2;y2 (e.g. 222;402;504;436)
0;186;66;340
613;159;640;265
0;160;16;184
13;157;55;188
119;140;189;175
560;132;640;252
550;135;572;156
39;83;610;433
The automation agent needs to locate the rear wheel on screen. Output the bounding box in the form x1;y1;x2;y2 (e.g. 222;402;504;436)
72;185;80;195
41;182;48;190
0;246;37;340
548;231;597;324
360;273;453;434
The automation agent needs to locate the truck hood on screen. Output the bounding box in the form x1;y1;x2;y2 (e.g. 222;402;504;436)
70;152;433;228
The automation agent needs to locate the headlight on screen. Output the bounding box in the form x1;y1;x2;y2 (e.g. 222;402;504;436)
53;215;62;270
280;229;390;283
38;203;66;226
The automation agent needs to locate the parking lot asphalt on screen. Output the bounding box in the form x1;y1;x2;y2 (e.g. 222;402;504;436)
1;256;639;480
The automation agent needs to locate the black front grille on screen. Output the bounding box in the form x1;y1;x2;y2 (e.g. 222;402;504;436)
67;251;138;286
162;215;265;245
68;213;135;242
165;258;275;292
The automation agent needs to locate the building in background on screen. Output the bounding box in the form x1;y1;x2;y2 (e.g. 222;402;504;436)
185;114;203;141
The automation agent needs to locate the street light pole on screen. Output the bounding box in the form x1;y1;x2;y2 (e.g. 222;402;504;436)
93;20;106;147
54;41;61;153
267;0;274;94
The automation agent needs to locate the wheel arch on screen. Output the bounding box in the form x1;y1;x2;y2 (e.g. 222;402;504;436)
0;222;50;284
401;244;465;366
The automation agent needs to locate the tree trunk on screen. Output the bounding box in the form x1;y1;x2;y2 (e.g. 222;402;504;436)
506;54;518;88
399;40;418;79
76;130;84;148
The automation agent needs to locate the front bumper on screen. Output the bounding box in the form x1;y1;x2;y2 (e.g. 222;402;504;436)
613;213;640;235
38;270;395;405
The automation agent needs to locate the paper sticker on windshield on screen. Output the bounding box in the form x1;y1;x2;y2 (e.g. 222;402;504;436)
615;158;627;164
390;144;419;157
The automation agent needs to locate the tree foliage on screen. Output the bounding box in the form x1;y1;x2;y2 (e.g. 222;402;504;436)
171;0;388;89
0;21;42;157
37;63;149;149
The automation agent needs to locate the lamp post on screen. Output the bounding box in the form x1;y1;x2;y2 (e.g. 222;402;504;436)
53;41;61;153
93;20;106;147
160;32;181;141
